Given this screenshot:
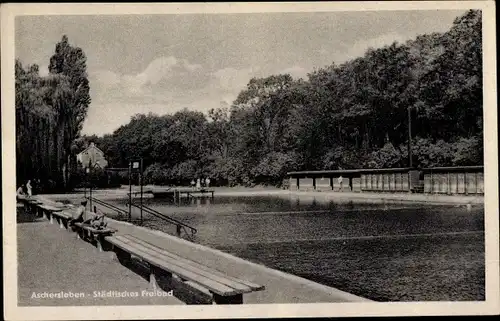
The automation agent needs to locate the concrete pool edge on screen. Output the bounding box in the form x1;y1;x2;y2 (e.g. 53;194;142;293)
42;188;484;206
106;217;373;303
215;190;484;205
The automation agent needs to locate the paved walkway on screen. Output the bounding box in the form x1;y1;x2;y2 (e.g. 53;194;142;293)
17;208;183;306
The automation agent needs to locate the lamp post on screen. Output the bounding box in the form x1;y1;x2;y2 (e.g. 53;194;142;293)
86;159;100;212
128;158;143;224
128;161;132;223
140;158;143;225
86;163;91;211
408;106;413;168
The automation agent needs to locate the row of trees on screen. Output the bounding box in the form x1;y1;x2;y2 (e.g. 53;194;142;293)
84;10;482;187
16;35;91;191
16;10;482;190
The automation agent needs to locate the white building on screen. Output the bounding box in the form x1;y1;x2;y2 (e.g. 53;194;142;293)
76;142;108;169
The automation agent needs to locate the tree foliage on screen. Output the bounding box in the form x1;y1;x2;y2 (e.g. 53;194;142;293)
16;35;91;191
84;10;482;187
19;11;482;189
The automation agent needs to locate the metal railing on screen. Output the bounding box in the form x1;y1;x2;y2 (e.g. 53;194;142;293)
86;196;128;217
87;195;197;239
127;190;152;196
128;201;197;238
126;187;173;197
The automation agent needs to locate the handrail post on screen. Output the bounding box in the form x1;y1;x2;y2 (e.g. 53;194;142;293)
134;203;197;236
89;177;92;212
140;158;143;225
128;161;132;222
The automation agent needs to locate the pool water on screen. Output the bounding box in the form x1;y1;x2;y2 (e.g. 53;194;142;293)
99;195;485;301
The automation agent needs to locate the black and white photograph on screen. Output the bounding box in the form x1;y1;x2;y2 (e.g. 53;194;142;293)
2;1;498;320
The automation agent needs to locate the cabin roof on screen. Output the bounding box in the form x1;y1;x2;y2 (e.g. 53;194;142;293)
287;168;413;176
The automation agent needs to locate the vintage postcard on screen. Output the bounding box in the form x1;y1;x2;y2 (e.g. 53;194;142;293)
2;1;499;320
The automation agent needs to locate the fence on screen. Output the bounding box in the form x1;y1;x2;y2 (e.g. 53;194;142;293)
423;166;484;195
286;166;483;195
360;168;413;193
287;170;361;192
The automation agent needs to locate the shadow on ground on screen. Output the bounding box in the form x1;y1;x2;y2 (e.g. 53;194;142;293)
17;207;45;224
117;257;151;282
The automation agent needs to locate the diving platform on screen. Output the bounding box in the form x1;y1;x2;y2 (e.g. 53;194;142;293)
132;187;215;200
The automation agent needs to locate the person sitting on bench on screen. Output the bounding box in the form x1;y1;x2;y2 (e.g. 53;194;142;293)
69;200;107;228
16;185;25;201
88;207;107;229
69;200;87;226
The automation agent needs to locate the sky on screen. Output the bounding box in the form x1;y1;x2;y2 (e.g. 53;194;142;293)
15;10;466;136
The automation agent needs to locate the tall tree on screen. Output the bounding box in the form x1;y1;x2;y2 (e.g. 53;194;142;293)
48;35;91;187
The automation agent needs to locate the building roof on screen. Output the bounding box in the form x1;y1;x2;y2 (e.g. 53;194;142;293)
422;166;484;172
287;168;413;176
287;166;484;176
77;142;105;156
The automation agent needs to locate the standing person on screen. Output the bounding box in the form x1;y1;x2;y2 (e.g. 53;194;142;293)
196;178;201;189
338;176;343;192
205;177;211;188
26;180;32;197
190;179;195;189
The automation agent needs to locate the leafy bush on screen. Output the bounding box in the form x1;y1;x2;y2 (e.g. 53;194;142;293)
70;166;121;188
366;143;406;168
251;152;299;185
412;137;454;168
452;136;482;166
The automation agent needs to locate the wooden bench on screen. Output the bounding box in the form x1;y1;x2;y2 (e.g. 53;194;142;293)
16;196;29;210
19;196;57;218
73;222;116;252
52;209;75;230
37;204;64;223
104;234;265;304
26;199;44;217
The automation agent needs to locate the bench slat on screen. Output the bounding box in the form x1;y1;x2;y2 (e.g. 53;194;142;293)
54;210;74;219
34;196;70;208
106;236;241;296
115;235;252;293
121;234;264;291
74;222;115;234
39;205;63;212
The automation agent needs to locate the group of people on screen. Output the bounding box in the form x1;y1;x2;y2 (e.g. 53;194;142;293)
16;179;33;200
190;177;211;189
16;178;107;230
